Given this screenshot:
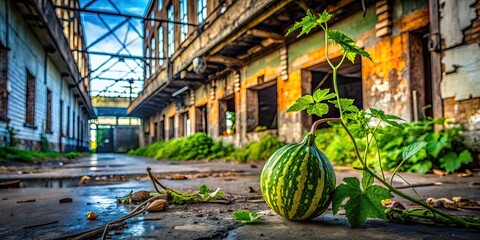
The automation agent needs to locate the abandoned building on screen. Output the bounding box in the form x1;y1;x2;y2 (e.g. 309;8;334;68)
0;0;94;151
127;0;480;150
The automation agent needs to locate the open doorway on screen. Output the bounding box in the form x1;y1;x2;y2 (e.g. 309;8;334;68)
409;27;432;120
179;111;190;136
195;105;208;133
219;95;235;136
247;81;278;132
309;55;363;127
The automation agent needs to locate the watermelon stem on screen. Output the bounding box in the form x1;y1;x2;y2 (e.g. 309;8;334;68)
310;118;342;135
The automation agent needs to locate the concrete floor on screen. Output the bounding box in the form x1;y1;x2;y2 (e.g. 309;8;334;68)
0;154;479;239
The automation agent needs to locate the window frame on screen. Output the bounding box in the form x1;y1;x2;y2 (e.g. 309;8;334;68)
179;0;188;42
197;0;207;24
24;71;36;128
167;5;175;57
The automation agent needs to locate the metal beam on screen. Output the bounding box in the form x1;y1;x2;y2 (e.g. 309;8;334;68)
73;50;166;60
53;5;198;26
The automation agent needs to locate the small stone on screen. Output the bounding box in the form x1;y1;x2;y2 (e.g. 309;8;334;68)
260;233;264;236
196;213;204;217
59;198;73;203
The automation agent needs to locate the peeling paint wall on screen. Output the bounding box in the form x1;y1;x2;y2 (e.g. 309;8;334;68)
440;0;480;150
139;0;480;151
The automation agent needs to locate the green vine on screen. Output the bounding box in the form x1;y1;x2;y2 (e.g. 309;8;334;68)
287;10;479;228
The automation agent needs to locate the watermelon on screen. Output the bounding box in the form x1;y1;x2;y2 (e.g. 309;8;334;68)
260;133;336;220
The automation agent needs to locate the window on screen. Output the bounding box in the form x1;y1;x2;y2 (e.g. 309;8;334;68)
25;71;36;127
247;83;278;132
145;47;150;78
180;0;188;42
158;0;163;11
73;110;76;139
0;44;8;120
167;5;175;57
158;26;164;66
66;106;70;137
150;11;155;27
151;37;156;73
46;89;52;133
197;0;207;23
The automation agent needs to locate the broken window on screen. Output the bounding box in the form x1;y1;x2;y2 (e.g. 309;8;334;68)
0;44;8;121
46;89;52;133
195;105;208;133
247;82;277;132
219;95;235;136
25;71;36;127
309;55;363;127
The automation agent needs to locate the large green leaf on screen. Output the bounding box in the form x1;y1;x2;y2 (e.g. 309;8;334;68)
327;30;373;63
439;150;473;173
287;95;314;112
332;177;393;228
402;141;427;161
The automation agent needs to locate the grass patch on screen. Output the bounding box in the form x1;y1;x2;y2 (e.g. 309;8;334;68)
0;147;87;163
129;133;284;162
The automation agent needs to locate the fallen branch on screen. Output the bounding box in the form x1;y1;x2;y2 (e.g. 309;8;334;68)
54;195;162;240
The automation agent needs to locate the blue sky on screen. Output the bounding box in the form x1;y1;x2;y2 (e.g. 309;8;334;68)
78;0;151;98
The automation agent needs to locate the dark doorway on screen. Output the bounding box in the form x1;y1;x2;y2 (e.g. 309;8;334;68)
310;55;363;127
159;119;165;140
247;82;278;132
96;126;113;153
168;116;175;139
409;27;433;120
154;122;158;141
196;105;208;133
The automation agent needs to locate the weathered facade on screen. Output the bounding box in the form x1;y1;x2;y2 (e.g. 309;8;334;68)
128;0;480;151
0;0;94;151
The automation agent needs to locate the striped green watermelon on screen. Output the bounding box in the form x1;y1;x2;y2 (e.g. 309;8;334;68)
260;133;336;220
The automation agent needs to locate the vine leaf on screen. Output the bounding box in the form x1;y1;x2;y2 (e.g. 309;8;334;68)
232;210;260;223
287;89;335;117
439;150;473;173
402;141;428;161
369;108;404;128
327;30;373;63
329;98;359;113
307;103;329;116
287;95;314;112
313;88;337;102
286;10;331;37
333;177;393;228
